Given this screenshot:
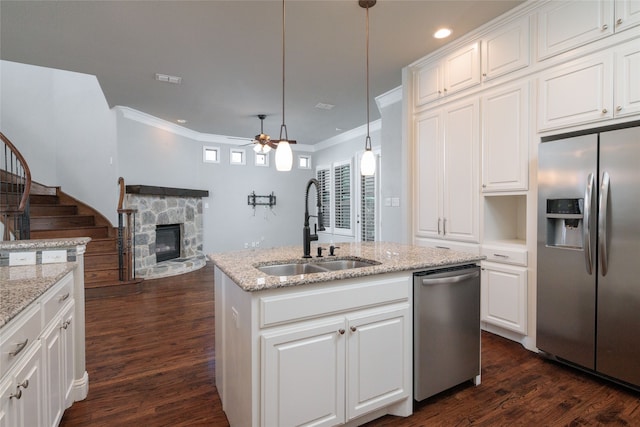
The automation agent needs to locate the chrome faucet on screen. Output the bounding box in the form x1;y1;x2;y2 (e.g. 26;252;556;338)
303;178;325;258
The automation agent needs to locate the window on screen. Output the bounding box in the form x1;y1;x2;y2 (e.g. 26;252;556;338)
360;173;376;241
230;148;246;165
255;152;269;167
298;155;312;169
203;146;220;163
316;166;331;232
333;161;352;234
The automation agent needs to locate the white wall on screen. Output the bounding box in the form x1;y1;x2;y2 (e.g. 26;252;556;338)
0;60;119;224
117;110;315;254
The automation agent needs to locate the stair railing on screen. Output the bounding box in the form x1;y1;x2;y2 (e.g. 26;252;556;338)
0;132;31;240
117;177;137;281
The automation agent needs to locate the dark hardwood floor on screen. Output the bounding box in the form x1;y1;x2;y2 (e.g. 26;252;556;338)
61;262;640;426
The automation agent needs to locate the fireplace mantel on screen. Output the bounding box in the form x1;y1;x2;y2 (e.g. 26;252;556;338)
126;185;209;198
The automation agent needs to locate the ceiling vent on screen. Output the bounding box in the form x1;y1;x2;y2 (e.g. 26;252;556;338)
155;73;182;84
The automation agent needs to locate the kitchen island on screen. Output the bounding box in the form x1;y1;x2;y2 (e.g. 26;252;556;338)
209;241;484;427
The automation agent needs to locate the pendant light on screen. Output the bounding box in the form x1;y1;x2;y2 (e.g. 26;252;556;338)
359;0;376;176
275;0;294;171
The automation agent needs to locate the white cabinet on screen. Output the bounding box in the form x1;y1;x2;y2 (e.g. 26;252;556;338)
481;82;529;192
414;98;479;242
11;342;45;427
481;16;530;81
0;378;13;427
414;42;480;106
538;52;613;131
481;261;527;334
537;0;614;60
615;0;640;32
261;305;409;426
216;270;413;427
615;39;640;117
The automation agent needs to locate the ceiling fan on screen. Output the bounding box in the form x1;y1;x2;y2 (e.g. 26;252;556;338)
248;114;296;154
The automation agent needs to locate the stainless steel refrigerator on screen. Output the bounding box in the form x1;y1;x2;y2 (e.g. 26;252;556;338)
537;123;640;388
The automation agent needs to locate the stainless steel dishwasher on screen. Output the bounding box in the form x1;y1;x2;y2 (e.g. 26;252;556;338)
414;264;481;401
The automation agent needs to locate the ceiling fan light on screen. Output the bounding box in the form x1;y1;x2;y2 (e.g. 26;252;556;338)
361;149;376;176
275;140;293;171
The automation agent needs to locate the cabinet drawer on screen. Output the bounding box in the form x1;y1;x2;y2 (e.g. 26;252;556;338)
42;272;74;325
259;276;411;328
481;245;527;266
0;303;42;378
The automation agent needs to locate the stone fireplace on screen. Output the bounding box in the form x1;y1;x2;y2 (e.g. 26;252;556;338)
125;185;209;279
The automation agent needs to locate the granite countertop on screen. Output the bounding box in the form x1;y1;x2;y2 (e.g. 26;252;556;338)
0;237;91;251
208;241;484;292
0;262;77;328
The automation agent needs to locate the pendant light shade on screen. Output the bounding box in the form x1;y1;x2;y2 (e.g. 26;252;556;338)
359;0;376;176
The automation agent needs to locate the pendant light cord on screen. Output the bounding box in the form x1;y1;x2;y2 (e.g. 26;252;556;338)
280;0;288;141
365;3;371;151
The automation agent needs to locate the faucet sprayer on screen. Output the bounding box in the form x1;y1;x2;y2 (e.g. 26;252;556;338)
303;179;325;258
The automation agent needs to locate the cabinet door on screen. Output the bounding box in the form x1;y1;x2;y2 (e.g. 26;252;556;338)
0;378;15;427
538;53;613;131
615;40;640;117
13;343;44;427
414;110;443;239
481;262;527;334
482;82;529;192
261;319;346;427
443;98;479;242
414;62;442;106
482;16;530;81
537;0;613;60
346;306;410;421
43;321;64;427
615;0;640;32
443;42;480;95
61;303;75;408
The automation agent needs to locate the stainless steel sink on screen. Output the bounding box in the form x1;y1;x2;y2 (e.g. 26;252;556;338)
255;258;380;276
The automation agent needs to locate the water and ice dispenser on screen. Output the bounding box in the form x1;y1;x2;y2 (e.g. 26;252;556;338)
545;198;584;249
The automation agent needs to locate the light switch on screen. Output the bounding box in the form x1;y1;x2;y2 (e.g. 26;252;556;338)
384;198;392;207
9;251;36;266
392;197;400;207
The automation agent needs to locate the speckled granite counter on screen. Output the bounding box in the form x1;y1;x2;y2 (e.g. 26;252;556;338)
208;241;484;291
0;262;77;327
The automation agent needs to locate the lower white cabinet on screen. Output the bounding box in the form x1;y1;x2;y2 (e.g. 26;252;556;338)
216;269;413;427
481;261;527;334
10;342;45;427
261;305;409;426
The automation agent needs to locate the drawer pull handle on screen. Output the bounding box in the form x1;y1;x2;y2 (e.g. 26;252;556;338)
17;380;29;390
59;292;70;302
9;339;28;357
493;253;510;259
9;389;22;400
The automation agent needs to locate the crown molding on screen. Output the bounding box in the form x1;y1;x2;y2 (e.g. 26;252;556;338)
375;86;402;110
313;119;382;152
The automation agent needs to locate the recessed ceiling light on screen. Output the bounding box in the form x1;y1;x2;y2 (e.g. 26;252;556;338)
176;119;187;124
434;28;452;39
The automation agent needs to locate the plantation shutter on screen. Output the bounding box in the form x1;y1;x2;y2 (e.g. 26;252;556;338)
360;174;375;241
334;163;351;231
316;168;331;229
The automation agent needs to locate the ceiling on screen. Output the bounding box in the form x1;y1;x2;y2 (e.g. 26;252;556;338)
0;0;524;145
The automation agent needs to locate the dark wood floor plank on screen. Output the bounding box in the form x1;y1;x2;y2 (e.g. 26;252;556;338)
61;262;640;427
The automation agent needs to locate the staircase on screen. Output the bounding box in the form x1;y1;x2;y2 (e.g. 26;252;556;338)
28;183;140;292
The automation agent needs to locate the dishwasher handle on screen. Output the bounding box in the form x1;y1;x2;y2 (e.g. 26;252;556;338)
420;270;479;285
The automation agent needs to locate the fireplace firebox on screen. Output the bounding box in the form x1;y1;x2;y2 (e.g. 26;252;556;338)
155;224;181;262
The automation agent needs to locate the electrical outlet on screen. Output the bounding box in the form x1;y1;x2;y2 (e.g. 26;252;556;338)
42;250;67;264
231;307;240;329
9;251;36;266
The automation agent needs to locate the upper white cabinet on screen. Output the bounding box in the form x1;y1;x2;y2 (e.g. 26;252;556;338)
414;98;479;243
615;39;640;117
615;0;640;32
414;42;480;107
538;52;614;131
537;0;614;60
481;82;529;192
481;16;530;81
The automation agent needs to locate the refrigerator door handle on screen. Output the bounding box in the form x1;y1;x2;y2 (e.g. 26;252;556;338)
599;171;610;276
583;173;595;275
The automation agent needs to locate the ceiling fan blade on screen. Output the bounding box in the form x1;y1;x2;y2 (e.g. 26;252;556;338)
270;139;297;145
